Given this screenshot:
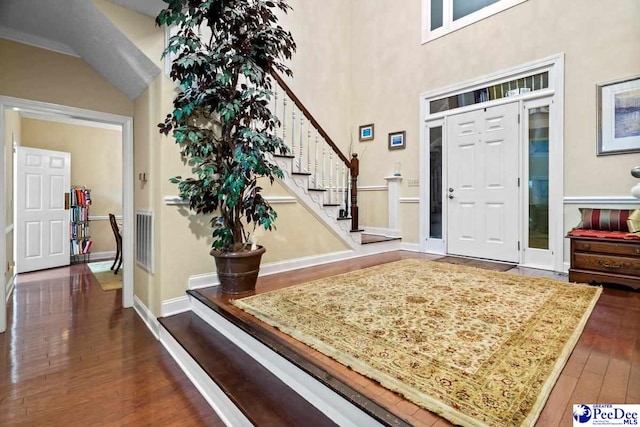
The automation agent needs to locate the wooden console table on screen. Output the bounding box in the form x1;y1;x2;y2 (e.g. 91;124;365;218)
568;235;640;290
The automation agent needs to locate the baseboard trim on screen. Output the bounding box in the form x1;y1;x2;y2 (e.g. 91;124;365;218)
88;251;116;261
563;196;639;205
133;295;160;339
191;296;384;427
161;296;190;317
159;324;252;427
400;242;421;252
188;247;403;290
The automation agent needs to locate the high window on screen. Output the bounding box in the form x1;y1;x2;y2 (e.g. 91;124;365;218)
422;0;527;43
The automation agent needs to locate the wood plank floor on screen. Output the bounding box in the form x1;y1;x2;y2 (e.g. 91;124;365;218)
0;263;222;426
2;252;639;427
198;251;640;427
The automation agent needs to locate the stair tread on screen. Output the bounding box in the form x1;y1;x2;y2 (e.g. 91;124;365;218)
274;154;295;159
323;203;340;207
307;188;326;192
360;234;402;244
292;171;312;176
159;312;337;427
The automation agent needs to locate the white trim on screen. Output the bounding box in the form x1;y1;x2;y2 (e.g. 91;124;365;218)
159;324;252;427
133;295;160;339
191;297;384;427
87;250;116;261
164;196;187;206
19;111;122;131
189;272;219;290
161;296;191;317
5;274;15;303
399;197;420;204
5;224;13;234
0;25;79;57
563;196;639;205
164;195;297;206
189;246;403;290
361;226;394;237
400;242;421;252
357;185;388;192
419;55;565;272
422;0;528;44
89;215;123;221
0;96;134;313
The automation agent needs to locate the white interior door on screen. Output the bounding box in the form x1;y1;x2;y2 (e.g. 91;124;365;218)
15;147;71;273
446;103;520;263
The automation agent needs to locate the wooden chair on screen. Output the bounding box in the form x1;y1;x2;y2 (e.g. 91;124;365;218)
109;214;122;274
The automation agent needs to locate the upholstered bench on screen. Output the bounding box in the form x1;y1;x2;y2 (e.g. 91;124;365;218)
567;208;640;290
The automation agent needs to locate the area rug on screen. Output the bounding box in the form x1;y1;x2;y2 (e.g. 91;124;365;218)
433;256;515;272
87;261;122;291
232;259;601;427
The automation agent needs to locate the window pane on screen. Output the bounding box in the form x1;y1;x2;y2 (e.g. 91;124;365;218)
431;0;444;30
453;0;500;20
528;107;549;250
429;126;443;239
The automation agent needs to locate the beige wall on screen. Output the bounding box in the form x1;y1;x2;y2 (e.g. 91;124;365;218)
4;110;20;284
348;0;640;243
21;118;123;254
278;0;353;155
0;39;132;116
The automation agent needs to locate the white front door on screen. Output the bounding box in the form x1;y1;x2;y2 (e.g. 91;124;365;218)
15;147;71;273
446;103;520;263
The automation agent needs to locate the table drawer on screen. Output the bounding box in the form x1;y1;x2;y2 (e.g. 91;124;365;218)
573;252;640;276
572;240;640;257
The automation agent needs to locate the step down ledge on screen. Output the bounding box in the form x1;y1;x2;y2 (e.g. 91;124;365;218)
190;294;387;427
158;322;252;427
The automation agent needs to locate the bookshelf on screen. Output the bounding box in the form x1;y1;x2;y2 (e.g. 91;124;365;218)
70;186;93;263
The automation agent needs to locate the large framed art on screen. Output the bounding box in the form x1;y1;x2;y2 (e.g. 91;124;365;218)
597;75;640;156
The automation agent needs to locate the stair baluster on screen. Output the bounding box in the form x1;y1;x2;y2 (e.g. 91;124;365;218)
270;71;360;232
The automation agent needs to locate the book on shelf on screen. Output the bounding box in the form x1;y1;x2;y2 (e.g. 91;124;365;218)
70;186;92;259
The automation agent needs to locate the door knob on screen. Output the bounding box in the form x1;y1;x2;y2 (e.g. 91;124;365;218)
448;188;454;192
448;194;454;199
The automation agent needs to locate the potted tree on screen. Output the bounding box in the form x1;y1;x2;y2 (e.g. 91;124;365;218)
156;0;296;294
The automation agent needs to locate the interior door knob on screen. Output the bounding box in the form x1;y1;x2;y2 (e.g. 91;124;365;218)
448;194;454;199
448;188;454;192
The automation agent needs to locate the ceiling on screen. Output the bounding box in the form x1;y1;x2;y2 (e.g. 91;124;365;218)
0;0;166;100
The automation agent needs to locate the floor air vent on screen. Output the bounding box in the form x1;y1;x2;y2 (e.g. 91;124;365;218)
136;211;153;273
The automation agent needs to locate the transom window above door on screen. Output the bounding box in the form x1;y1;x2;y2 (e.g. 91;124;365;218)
422;0;528;43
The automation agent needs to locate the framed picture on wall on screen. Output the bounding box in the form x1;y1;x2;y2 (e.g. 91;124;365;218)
597;75;640;155
388;131;406;150
359;124;374;141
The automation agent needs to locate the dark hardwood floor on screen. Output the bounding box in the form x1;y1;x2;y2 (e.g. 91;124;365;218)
0;263;222;426
2;253;639;427
197;251;640;427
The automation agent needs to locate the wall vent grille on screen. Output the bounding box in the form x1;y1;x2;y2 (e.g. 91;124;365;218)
136;211;153;273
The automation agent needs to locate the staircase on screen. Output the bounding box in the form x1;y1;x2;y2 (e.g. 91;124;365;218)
268;72;365;249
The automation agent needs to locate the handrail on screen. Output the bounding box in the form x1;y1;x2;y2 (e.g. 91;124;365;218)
270;71;351;166
269;70;360;232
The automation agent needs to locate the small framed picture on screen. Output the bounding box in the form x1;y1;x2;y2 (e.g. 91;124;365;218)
597;75;640;156
359;124;374;141
388;131;406;150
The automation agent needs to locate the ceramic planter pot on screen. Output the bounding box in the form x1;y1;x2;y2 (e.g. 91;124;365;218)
211;246;266;295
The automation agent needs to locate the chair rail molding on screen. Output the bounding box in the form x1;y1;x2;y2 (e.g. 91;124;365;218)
563;196;639;205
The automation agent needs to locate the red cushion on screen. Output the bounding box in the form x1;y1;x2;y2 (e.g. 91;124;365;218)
567;229;640;240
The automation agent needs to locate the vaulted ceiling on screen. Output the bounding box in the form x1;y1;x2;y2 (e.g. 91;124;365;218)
0;0;165;100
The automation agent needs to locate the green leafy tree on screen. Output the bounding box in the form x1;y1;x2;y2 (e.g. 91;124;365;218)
156;0;296;252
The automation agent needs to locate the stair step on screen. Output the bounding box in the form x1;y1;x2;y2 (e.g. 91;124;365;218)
274;154;295;159
159;312;338;427
336;217;352;221
323;203;339;207
360;234;402;244
307;188;326;192
292;171;312;176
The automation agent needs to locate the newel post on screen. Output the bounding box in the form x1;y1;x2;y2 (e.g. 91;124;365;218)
350;153;360;231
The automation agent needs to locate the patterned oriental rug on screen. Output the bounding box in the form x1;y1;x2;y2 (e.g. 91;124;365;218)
232;259;601;427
